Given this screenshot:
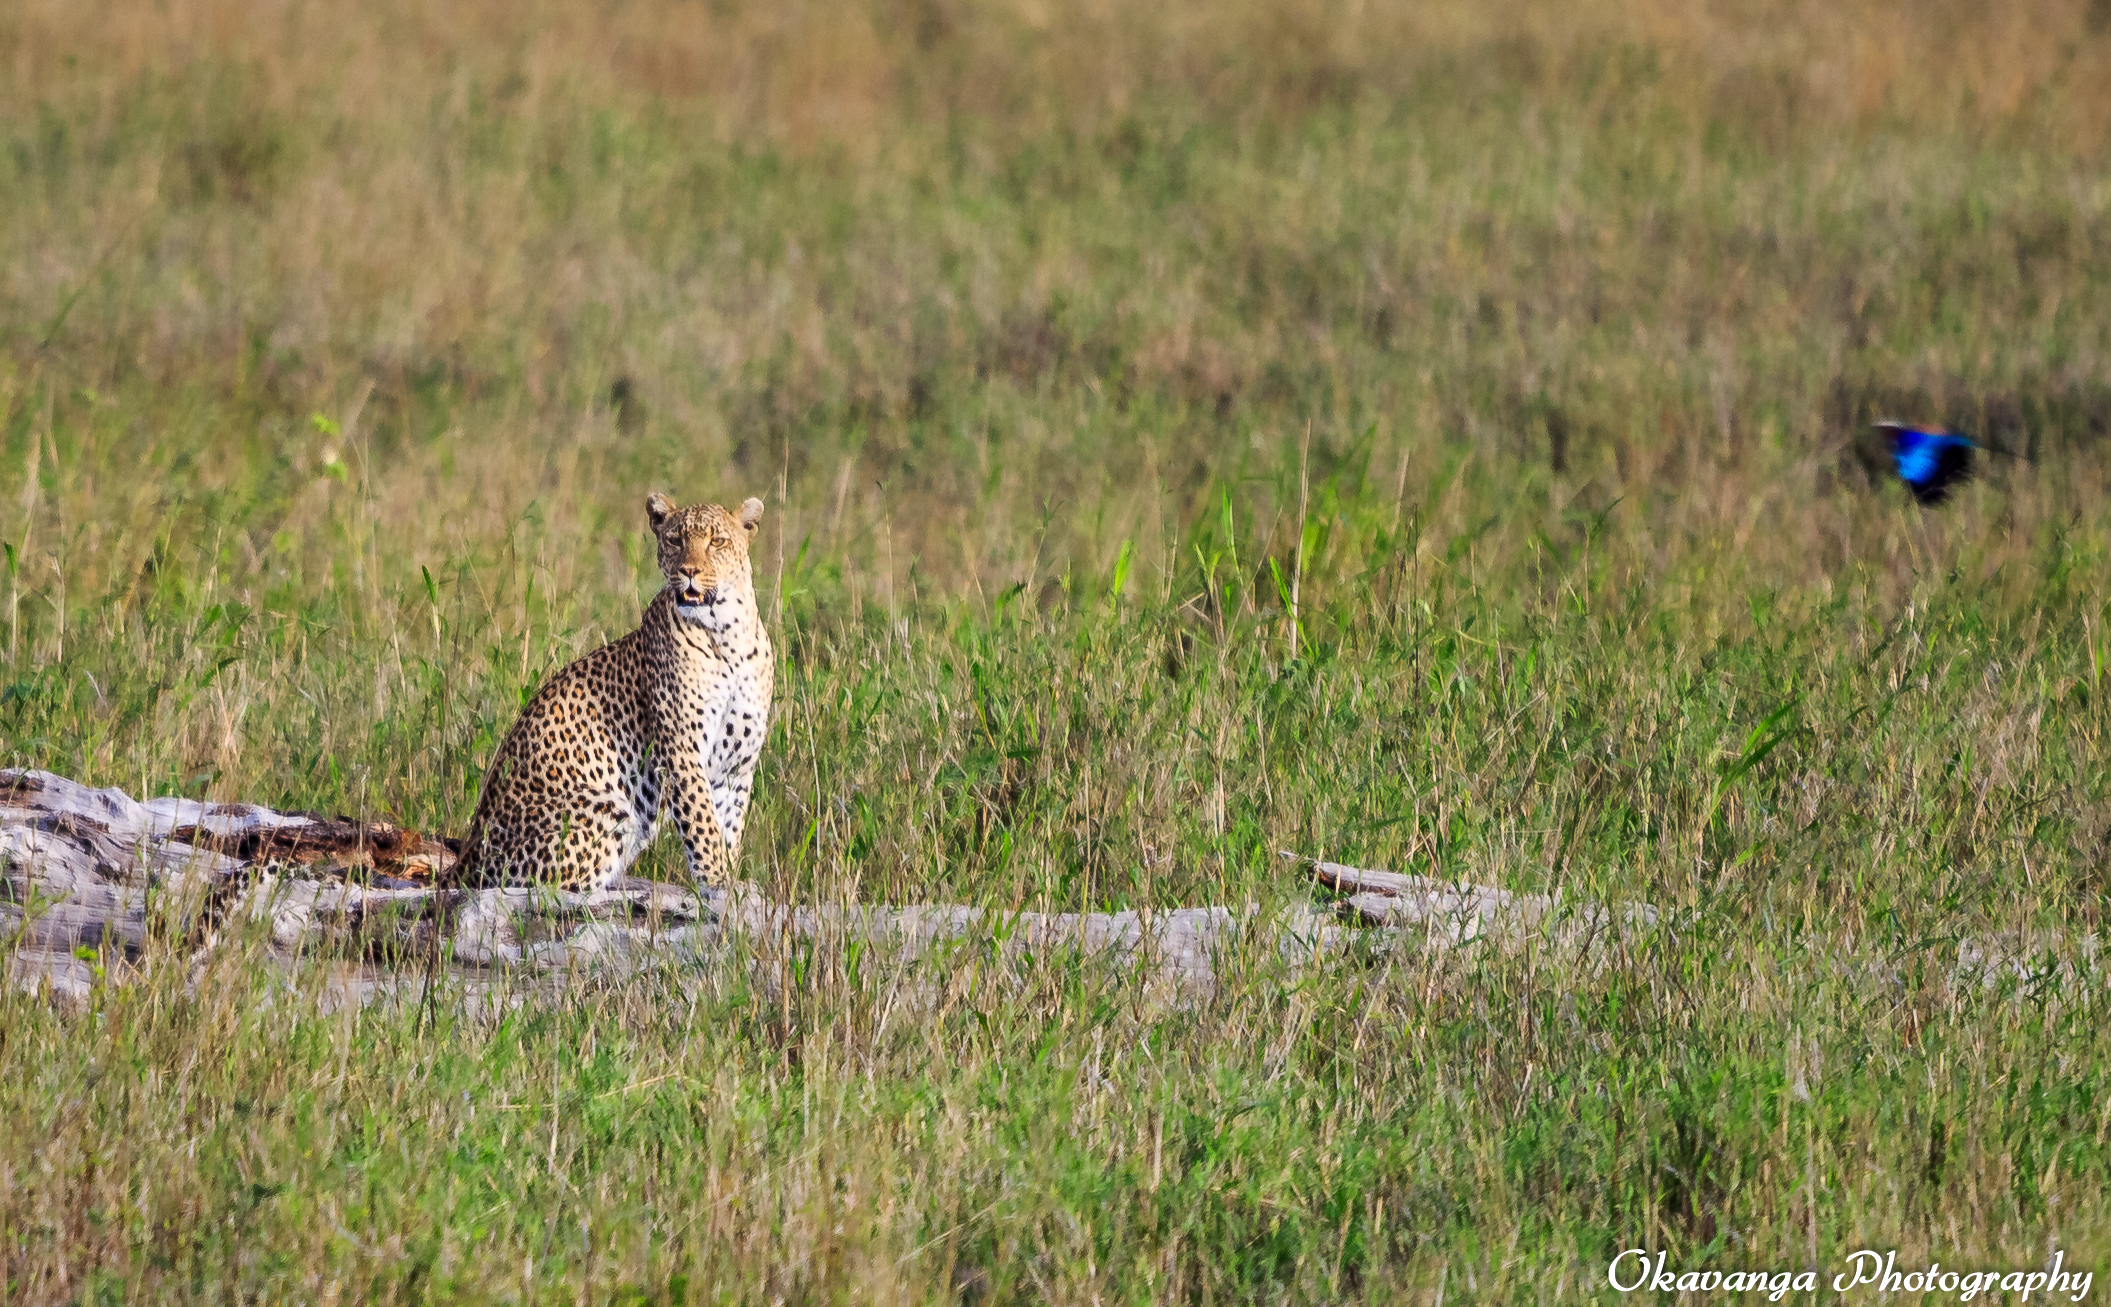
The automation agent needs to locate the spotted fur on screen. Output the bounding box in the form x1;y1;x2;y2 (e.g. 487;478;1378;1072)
449;492;774;892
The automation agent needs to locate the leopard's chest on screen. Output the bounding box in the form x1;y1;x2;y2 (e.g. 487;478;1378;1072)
699;624;771;782
655;621;767;774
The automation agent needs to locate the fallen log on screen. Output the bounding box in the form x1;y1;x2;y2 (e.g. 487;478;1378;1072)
0;769;1356;1001
19;769;2079;1012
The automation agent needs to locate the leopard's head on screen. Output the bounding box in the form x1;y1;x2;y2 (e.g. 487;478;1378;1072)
647;492;764;630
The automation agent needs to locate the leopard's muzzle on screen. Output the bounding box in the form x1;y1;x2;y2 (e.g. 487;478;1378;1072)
677;577;719;608
674;579;726;627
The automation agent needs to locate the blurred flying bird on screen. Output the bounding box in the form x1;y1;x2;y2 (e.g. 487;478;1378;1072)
1873;420;1978;505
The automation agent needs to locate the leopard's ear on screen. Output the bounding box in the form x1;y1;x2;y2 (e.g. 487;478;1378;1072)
646;492;677;531
738;496;765;534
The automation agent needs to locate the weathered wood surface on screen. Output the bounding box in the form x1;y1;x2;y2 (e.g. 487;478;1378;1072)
1298;854;1659;944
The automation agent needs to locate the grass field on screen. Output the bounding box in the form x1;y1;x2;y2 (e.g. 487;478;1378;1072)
6;0;2111;1299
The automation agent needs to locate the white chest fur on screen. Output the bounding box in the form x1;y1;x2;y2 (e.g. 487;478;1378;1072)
688;623;772;853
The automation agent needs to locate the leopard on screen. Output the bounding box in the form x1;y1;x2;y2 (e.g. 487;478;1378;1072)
447;491;774;894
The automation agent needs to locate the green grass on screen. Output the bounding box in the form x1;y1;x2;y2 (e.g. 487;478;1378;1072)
6;0;2111;1299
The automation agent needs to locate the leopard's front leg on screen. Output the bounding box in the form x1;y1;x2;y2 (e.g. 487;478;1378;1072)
649;676;735;887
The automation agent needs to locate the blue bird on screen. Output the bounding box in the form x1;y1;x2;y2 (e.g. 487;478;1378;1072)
1874;420;1977;505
